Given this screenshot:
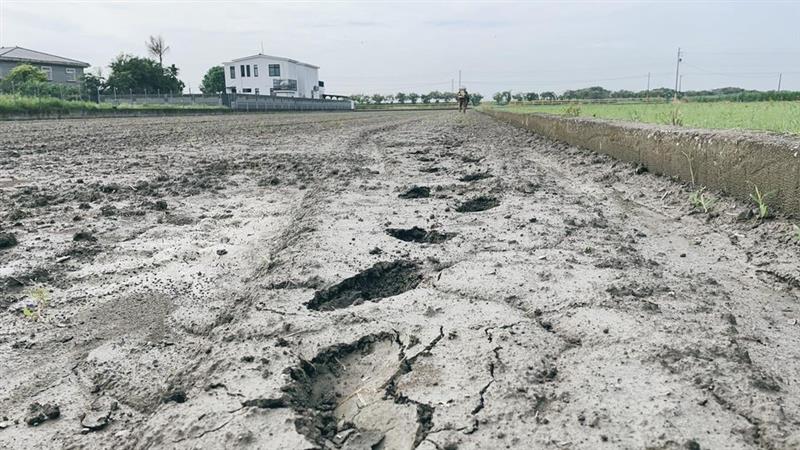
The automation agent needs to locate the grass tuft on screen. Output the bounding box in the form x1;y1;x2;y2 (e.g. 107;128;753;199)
22;287;50;321
749;184;774;220
689;187;717;213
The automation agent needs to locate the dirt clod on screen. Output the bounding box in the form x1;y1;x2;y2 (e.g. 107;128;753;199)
386;226;454;244
399;186;431;199
26;402;60;426
73;231;97;242
459;172;492;182
455;196;500;212
0;232;18;249
307;260;423;310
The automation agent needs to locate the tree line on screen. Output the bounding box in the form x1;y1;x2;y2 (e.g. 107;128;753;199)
350;91;484;106
492;86;800;104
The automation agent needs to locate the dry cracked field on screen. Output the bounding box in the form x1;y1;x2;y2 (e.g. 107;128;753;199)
1;111;800;450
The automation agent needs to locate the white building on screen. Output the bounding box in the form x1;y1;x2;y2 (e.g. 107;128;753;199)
223;54;324;98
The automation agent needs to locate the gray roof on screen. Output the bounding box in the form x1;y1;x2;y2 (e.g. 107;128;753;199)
0;46;90;67
225;53;319;69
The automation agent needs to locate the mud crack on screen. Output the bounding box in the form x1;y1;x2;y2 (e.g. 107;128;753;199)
283;329;444;449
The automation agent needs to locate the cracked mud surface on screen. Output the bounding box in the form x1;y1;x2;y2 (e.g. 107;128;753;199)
1;111;800;449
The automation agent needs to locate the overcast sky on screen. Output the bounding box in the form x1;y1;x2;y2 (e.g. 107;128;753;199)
2;1;799;95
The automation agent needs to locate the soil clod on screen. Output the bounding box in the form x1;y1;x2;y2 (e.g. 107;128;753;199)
386;226;454;244
459;172;493;182
399;186;431;199
73;231;97;242
307;260;423;310
25;402;60;427
456;196;500;212
0;232;18;250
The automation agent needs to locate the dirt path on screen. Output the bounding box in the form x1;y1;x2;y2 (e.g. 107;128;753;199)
1;111;798;449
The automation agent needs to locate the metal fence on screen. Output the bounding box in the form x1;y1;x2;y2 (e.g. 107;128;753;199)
0;82;90;102
99;93;223;106
228;94;354;111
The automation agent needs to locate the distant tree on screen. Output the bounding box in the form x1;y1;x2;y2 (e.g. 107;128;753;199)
525;92;539;101
385;94;394;104
540;91;556;101
647;87;675;99
146;35;170;66
105;54;184;94
408;92;419;104
512;93;524;103
4;64;48;85
81;71;105;100
199;66;225;94
611;89;635;98
371;93;386;104
428;91;443;103
470;93;483;106
442;91;455;102
492;92;506;104
349;94;367;103
562;86;610;100
395;92;407;104
421;94;432;104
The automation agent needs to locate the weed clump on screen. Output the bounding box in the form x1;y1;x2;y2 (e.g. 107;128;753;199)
564;105;581;117
22;287;49;321
689;187;717;213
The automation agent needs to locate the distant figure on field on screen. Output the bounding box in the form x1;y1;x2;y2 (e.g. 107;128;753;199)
457;88;470;113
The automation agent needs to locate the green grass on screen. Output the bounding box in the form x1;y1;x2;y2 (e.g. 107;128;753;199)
483;101;800;134
0;94;227;115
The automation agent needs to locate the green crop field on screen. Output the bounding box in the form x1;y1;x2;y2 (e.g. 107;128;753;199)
484;101;800;134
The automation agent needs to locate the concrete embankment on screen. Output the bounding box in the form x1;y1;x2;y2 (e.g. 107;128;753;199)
482;109;800;216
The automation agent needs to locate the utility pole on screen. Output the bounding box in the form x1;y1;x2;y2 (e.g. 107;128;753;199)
451;79;454;92
778;73;782;92
673;47;682;101
679;74;684;92
646;72;651;98
458;70;462;89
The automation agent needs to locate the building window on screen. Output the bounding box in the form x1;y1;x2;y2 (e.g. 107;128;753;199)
243;88;252;93
230;66;236;79
268;64;280;77
240;65;245;77
253;65;258;77
254;88;259;95
40;66;53;81
246;65;251;77
318;81;325;87
65;68;77;82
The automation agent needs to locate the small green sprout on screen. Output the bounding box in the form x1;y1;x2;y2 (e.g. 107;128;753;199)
749;184;774;220
22;287;49;322
689;187;717;213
